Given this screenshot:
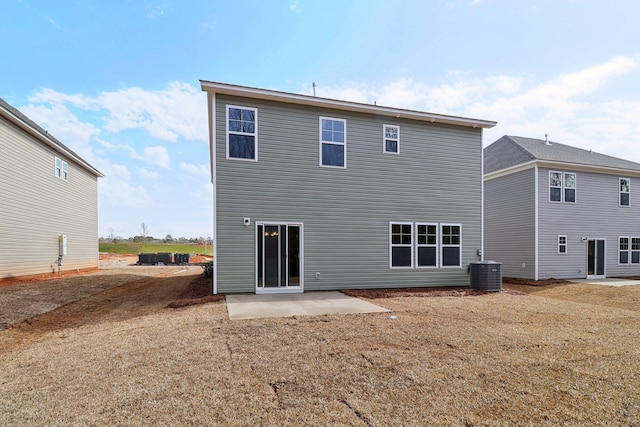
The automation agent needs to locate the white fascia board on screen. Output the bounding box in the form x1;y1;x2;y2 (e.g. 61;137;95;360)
200;80;497;130
535;160;640;177
484;159;640;182
483;160;537;181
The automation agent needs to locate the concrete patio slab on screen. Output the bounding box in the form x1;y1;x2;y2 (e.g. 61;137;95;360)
570;278;640;287
226;291;390;320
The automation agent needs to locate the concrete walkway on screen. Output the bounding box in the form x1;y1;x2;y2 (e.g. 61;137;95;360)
226;291;390;320
570;278;640;287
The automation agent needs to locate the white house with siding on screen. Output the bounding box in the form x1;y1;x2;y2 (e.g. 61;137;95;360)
200;81;496;294
0;98;103;279
484;135;640;280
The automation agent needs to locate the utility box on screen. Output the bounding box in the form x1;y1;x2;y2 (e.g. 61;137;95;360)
174;253;190;264
469;261;502;292
58;234;67;256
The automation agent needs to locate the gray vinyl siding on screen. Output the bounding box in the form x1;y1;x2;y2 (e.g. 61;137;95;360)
0;116;99;279
483;168;536;279
215;95;483;293
537;167;640;279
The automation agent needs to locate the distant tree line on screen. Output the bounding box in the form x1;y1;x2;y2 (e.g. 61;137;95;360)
101;223;212;245
99;235;213;245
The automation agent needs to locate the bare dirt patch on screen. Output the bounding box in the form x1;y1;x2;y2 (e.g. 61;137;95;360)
1;272;639;425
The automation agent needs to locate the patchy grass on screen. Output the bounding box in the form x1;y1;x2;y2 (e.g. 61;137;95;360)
99;242;213;256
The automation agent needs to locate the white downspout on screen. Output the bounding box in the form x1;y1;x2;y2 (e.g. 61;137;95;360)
534;164;539;280
208;91;218;294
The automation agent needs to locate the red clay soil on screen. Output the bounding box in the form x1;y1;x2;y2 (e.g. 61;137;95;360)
0;267;100;289
166;275;224;308
342;287;497;299
502;277;572;287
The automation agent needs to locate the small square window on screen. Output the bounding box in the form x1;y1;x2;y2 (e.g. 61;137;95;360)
55;157;68;181
558;235;567;254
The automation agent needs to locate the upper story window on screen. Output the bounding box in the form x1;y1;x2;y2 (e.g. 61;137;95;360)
320;117;346;168
227;105;257;161
549;171;575;203
55;157;68;181
620;178;630;206
383;124;400;154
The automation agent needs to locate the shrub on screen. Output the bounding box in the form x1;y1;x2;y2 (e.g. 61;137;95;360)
202;261;214;278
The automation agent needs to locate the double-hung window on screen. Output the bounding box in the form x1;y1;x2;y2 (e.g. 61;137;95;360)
320;117;346;168
549;171;575;203
558;235;567;254
390;222;413;268
564;173;576;203
416;223;437;267
632;238;640;264
620;178;630;206
441;224;462;267
619;237;630;264
383;124;399;154
227;106;257;160
55;157;68;181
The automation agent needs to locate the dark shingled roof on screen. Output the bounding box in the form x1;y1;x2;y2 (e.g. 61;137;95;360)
0;97;103;177
484;135;640;174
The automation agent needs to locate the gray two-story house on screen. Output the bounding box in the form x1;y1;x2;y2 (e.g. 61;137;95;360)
484;135;640;280
0;98;103;279
201;81;496;294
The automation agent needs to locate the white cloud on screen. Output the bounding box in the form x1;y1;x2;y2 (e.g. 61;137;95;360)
96;163;153;208
310;55;640;163
19;102;99;161
138;168;160;180
98;82;207;142
28;82;207;143
143;146;170;169
289;0;302;12
179;162;210;178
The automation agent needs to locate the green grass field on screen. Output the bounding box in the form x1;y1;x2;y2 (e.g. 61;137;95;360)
99;242;213;256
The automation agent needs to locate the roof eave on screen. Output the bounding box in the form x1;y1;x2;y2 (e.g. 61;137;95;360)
0;104;104;178
484;159;640;180
200;80;496;129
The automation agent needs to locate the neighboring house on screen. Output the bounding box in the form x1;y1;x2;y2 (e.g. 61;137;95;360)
484;135;640;280
200;81;496;294
0;98;103;279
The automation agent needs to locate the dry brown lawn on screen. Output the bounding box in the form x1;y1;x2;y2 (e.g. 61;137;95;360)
1;273;639;426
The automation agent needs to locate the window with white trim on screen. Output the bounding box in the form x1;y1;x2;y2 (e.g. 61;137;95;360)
620;178;630;206
416;223;437;267
564;173;576;203
383;124;399;154
390;222;413;268
320;117;346;168
632;237;640;264
619;237;630;264
558;235;567;254
441;224;462;267
549;171;576;203
227;105;257;160
55;157;68;181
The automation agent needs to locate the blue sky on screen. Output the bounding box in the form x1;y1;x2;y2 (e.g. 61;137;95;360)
2;0;639;238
